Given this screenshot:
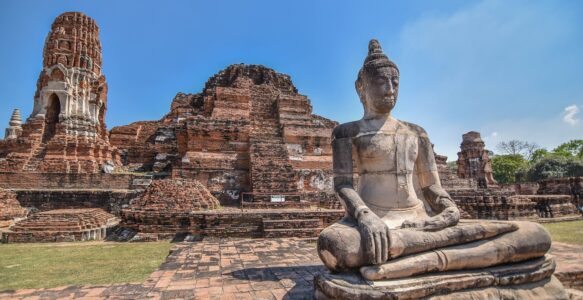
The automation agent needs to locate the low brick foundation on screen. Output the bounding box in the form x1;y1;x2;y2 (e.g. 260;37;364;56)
2;208;119;243
13;189;138;216
525;195;580;218
450;188;538;220
450;188;581;222
121;209;344;239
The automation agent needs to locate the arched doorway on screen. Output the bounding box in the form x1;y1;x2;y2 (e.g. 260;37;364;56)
42;94;60;143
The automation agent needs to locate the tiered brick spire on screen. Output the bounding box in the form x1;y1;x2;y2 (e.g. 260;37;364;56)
0;12;119;173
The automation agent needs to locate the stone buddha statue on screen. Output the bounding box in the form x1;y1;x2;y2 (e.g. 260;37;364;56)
315;39;569;299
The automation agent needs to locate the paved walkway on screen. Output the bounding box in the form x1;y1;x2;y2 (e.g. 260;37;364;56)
550;242;583;274
1;238;581;300
0;238;323;300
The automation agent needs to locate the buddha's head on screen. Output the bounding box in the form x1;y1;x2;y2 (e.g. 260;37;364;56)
356;39;400;117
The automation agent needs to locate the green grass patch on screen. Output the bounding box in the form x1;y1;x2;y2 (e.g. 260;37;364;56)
542;220;583;245
0;241;172;291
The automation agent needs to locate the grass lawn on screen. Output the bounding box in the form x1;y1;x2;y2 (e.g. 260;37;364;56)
0;241;172;291
542;220;583;245
0;221;581;292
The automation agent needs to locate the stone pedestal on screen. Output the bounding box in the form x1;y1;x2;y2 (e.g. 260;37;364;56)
314;255;569;299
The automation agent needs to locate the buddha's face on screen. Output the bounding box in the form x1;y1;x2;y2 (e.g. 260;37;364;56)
358;66;399;115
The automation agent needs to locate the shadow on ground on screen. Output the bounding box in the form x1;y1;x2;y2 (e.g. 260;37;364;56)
231;265;325;299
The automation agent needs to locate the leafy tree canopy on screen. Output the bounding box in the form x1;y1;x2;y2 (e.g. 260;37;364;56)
529;148;550;163
552;139;583;159
491;154;528;184
525;156;583;181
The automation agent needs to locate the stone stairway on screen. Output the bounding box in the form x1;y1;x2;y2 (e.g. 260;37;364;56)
248;89;299;202
262;217;323;238
22;143;47;171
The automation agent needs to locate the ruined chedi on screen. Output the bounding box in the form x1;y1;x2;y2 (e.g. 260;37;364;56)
314;39;568;299
457;131;497;188
0;12;119;173
4;109;23;140
110;64;337;206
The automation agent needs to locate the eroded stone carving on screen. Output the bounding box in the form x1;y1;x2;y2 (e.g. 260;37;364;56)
314;39;569;299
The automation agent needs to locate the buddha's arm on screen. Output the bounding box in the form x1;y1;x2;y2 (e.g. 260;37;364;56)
332;135;366;219
402;136;460;230
333;134;389;264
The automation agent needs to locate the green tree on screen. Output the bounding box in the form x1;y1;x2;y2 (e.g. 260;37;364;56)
526;156;583;181
492;154;528;184
552;140;583;159
529;148;549;163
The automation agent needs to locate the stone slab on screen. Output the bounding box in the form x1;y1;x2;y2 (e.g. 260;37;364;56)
314;255;570;299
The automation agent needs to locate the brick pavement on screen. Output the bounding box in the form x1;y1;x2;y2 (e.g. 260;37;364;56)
550;242;583;290
1;238;581;299
0;238;323;300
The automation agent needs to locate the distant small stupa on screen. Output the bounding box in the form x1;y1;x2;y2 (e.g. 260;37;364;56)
4;109;22;140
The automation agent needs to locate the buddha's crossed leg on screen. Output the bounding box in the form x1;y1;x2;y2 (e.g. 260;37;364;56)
317;217;551;280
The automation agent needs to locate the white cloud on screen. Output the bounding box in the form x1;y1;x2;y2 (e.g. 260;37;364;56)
478;115;582;155
482;131;499;142
562;105;580;125
394;0;582;160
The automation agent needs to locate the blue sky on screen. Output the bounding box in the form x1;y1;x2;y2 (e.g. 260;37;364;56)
1;0;582;160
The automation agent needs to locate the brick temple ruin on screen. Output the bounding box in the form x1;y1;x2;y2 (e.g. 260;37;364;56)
0;12;127;242
107;64;344;240
0;11;581;243
0;12;119;174
438;131;581;221
109;64;337;207
0;12;344;242
456;131;497;188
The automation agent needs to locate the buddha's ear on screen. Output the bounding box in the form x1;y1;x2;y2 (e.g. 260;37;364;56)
355;80;363;92
355;78;365;102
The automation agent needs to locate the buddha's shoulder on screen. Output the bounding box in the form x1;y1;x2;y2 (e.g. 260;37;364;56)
333;119;430;139
332;121;362;139
397;120;429;138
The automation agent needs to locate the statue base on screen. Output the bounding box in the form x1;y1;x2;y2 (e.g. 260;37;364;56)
314;255;570;299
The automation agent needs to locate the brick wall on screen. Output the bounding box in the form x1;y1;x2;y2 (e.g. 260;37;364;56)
0;173;135;189
15;189;138;216
121;209;344;238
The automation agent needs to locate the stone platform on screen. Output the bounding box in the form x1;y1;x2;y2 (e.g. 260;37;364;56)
314;256;566;299
121;208;345;240
2;208;119;243
1;238;581;300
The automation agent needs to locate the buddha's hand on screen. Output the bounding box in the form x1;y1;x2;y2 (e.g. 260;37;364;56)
357;208;390;264
401;205;460;231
